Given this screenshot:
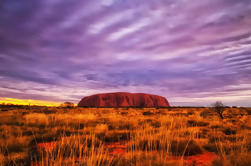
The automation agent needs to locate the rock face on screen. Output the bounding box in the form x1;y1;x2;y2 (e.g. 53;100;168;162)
78;92;170;107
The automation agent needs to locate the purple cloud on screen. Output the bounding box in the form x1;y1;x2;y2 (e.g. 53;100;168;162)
0;0;251;106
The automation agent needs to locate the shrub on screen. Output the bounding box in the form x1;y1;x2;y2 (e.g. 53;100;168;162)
212;154;251;166
60;102;75;108
97;131;130;143
170;140;203;156
203;143;218;153
187;120;209;127
95;124;108;134
24;113;49;127
212;101;225;119
222;128;236;135
0;136;31;155
142;111;154;116
200;109;211;118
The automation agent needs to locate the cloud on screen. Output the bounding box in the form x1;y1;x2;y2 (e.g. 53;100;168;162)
107;17;151;41
0;0;251;106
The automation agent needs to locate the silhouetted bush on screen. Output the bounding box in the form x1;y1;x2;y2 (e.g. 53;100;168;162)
212;101;225;119
60;102;75;108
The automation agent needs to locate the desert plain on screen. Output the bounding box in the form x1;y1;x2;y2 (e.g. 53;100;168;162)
0;105;250;166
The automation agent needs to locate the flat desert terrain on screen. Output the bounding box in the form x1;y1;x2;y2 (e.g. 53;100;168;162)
0;106;250;166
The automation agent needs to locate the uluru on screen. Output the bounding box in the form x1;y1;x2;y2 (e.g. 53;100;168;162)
78;92;170;107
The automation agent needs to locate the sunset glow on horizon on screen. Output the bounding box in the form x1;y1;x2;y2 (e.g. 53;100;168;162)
0;98;62;107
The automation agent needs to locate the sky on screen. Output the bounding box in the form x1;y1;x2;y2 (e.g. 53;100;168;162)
0;0;251;106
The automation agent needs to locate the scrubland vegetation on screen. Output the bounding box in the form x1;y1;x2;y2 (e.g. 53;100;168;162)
0;105;250;166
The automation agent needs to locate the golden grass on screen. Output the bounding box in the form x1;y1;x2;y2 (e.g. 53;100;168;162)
0;106;250;166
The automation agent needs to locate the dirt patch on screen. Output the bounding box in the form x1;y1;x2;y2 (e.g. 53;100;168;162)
104;142;126;156
170;152;217;166
36;141;57;152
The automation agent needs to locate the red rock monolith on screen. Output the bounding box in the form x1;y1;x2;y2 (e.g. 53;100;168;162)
78;92;170;107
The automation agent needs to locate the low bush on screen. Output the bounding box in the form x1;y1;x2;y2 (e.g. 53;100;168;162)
170;140;203;156
222;128;236;135
187;120;209;127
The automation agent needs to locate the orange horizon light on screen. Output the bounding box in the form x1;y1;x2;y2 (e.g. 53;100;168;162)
0;97;63;107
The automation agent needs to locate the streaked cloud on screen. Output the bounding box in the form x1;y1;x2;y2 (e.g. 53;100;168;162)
0;0;251;106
